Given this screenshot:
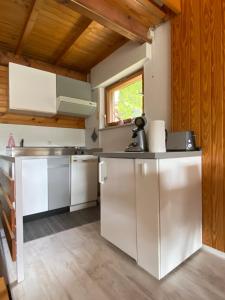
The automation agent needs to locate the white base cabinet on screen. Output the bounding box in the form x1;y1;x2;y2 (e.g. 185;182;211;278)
100;158;137;260
22;159;48;216
71;155;98;207
99;156;202;279
136;157;202;279
135;159;161;278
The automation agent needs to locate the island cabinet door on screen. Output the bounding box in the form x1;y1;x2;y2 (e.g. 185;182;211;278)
135;159;161;279
99;158;137;260
159;157;202;278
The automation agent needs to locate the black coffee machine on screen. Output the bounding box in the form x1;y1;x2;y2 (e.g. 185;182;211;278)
125;115;148;152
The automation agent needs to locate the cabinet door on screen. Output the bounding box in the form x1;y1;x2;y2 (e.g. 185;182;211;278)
9;63;56;115
22;159;48;216
71;158;98;206
135;159;160;279
56;75;91;100
159;157;202;278
48;157;70;210
100;158;137;259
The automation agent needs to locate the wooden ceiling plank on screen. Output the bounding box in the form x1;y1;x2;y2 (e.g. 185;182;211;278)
55;0;151;43
16;0;43;55
135;0;166;19
154;0;181;14
0;49;87;81
53;16;92;65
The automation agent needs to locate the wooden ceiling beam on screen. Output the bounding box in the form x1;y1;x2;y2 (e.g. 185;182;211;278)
52;16;92;65
56;0;152;43
0;49;87;81
15;0;43;55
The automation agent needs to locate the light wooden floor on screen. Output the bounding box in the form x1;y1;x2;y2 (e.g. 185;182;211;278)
9;222;225;300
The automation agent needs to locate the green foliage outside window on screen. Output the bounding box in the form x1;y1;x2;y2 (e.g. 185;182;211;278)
114;79;143;121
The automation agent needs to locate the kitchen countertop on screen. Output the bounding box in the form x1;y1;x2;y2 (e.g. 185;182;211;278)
0;154;73;162
0;147;102;162
97;150;202;159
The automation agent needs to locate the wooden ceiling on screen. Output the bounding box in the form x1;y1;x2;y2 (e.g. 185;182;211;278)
0;0;180;77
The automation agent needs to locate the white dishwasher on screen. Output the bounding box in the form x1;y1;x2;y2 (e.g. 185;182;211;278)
70;155;98;211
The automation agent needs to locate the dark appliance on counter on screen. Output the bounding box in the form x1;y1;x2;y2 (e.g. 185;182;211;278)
125;115;148;152
166;131;197;151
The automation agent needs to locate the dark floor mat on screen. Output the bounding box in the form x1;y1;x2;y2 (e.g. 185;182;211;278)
23;206;100;242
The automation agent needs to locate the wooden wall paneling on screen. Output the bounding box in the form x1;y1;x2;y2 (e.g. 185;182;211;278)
180;0;190;130
0;113;85;129
210;0;224;251
189;0;201;146
171;16;181;131
200;0;213;247
0;66;8;113
222;0;225;252
0;49;87;81
172;0;225;252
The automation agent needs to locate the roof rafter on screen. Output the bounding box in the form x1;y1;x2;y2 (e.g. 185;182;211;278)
52;16;92;65
16;0;43;55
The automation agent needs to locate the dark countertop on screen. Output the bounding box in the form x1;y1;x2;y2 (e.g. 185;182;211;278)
96;150;202;159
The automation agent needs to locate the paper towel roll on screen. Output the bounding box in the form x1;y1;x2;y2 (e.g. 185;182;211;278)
148;120;166;153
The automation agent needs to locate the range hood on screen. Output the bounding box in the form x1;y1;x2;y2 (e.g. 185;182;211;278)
57;96;97;117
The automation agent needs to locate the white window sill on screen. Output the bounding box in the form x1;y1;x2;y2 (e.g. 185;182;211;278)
99;123;134;131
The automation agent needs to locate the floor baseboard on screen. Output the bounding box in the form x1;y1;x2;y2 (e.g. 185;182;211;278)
203;244;225;260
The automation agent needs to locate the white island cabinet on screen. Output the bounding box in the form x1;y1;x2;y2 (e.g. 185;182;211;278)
9;62;56;115
100;158;137;259
99;153;202;280
136;157;202;279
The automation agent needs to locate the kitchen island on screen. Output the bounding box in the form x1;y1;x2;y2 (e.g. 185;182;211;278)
98;151;202;279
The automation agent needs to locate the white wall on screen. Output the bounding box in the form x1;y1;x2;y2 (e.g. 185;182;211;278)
144;22;171;129
86;21;171;152
91;42;150;89
85;89;100;149
0;124;85;153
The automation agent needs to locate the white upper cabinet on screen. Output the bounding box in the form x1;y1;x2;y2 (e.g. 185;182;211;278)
9;63;56;115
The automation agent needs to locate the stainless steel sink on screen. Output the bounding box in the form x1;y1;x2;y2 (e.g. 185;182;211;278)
6;147;76;156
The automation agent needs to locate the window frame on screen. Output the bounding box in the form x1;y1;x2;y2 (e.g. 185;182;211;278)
105;69;144;127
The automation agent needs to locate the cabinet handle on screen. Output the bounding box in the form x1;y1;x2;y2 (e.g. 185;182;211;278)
141;162;148;176
99;161;107;184
72;159;97;163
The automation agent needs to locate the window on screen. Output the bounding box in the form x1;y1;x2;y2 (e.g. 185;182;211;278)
105;70;144;126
